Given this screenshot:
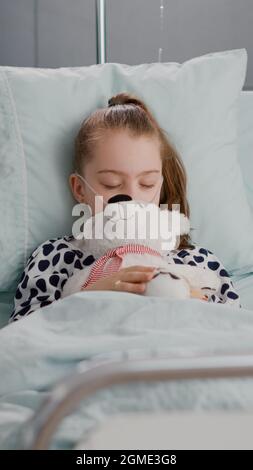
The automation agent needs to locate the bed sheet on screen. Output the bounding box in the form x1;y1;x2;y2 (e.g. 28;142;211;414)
1;273;252;330
233;273;253;310
0;291;253;449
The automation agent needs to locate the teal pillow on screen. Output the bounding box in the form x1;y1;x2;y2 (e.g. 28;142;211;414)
0;292;14;328
0;48;253;292
238;91;253;212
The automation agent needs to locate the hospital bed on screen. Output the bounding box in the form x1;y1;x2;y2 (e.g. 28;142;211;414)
22;90;253;450
21;352;253;449
1;65;253;450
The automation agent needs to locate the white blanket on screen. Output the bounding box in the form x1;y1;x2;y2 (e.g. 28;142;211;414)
1;291;253;449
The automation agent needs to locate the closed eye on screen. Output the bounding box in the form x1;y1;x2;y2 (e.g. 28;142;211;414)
102;184;156;190
102;184;121;190
140;184;155;189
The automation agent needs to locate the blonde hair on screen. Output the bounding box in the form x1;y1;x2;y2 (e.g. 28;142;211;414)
74;92;194;249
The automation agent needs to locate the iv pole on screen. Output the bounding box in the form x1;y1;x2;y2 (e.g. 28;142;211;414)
96;0;107;64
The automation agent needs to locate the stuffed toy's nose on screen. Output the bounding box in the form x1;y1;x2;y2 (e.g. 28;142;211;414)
107;194;132;204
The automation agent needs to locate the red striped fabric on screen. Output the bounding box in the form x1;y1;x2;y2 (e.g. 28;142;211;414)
81;243;161;289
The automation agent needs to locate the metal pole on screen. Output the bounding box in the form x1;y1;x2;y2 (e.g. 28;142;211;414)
96;0;107;64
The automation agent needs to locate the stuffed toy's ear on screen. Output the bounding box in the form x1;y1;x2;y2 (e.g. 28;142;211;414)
178;212;190;235
160;209;190;236
158;209;190;251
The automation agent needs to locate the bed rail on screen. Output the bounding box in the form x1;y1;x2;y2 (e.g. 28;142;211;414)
21;351;253;449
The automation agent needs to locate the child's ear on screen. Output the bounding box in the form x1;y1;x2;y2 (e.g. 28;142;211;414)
69;173;86;203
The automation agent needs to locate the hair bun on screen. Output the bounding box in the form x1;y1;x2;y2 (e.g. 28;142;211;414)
107;96;119;107
108;92;144;109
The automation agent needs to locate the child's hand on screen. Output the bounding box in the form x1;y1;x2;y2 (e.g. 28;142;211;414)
81;265;157;294
190;288;209;301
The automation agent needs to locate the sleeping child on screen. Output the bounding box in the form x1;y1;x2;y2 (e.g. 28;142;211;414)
9;92;241;322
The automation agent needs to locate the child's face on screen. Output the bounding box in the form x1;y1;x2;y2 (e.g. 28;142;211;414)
70;129;163;214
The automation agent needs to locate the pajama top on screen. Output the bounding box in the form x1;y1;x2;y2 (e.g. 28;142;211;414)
9;235;241;322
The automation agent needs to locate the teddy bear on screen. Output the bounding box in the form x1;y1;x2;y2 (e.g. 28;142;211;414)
62;195;220;300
